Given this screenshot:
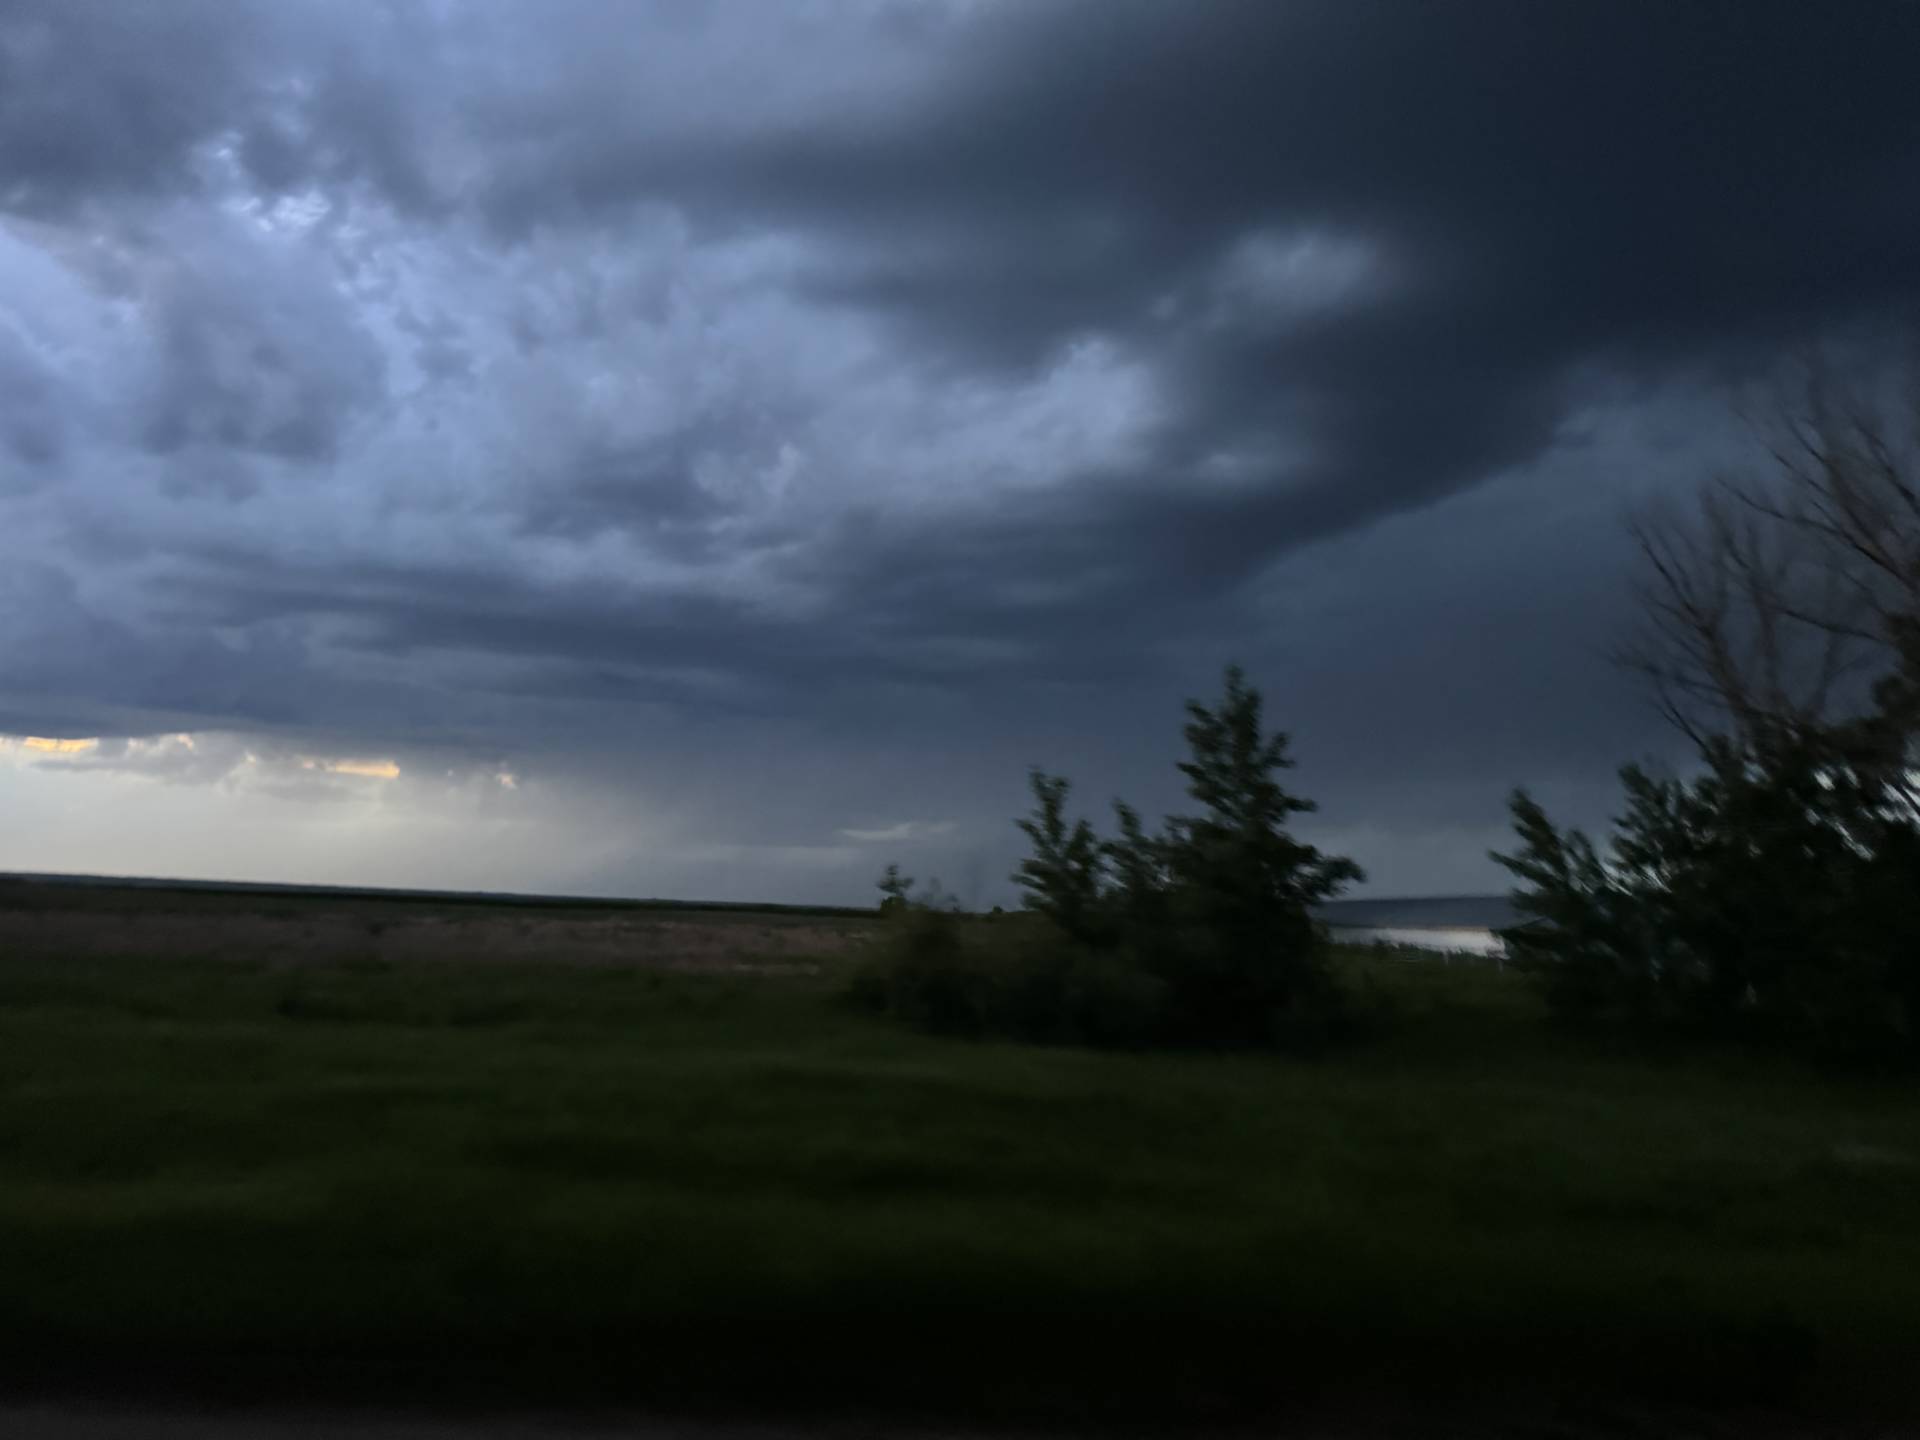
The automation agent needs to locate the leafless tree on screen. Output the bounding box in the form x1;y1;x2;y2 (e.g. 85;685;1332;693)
1618;360;1920;806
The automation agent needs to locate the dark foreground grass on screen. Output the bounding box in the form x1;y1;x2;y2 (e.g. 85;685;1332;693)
1;943;1918;1426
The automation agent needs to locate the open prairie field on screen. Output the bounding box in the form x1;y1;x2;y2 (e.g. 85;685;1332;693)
2;880;1919;1432
0;877;879;974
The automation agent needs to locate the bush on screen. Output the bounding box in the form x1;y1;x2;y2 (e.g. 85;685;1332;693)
1495;738;1920;1063
848;912;1167;1048
852;666;1365;1052
846;907;989;1037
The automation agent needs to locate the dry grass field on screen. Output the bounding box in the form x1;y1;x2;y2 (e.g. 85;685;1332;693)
0;877;879;974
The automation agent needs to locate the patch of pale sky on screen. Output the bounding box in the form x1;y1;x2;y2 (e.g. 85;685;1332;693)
838;818;959;844
1203;227;1400;334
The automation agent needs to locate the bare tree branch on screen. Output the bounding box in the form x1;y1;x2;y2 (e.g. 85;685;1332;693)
1619;361;1920;787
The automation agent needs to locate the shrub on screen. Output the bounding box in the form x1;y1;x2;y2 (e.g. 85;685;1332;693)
848;912;1167;1048
852;666;1364;1052
1495;738;1920;1062
876;864;915;916
847;905;989;1036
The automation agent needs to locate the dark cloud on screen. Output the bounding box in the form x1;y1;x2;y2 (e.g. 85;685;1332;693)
0;317;61;469
690;0;1920;554
0;0;442;221
0;1;260;215
137;231;386;462
2;0;1917;899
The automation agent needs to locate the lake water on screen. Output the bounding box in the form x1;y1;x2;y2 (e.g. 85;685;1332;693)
1327;923;1507;958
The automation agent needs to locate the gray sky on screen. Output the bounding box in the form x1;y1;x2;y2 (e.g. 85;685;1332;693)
3;0;1918;906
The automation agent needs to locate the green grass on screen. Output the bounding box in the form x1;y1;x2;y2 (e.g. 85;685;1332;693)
2;944;1919;1424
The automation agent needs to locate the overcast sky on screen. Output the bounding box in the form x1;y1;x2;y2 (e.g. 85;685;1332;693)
3;0;1918;906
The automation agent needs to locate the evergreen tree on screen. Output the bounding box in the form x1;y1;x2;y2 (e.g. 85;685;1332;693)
1011;769;1105;943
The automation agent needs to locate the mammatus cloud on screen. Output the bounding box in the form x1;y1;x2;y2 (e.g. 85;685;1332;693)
3;1;1918;901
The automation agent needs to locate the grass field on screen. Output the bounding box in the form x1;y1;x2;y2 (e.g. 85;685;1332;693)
3;883;1920;1428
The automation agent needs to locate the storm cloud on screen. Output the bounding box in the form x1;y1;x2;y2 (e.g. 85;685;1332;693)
3;0;1918;902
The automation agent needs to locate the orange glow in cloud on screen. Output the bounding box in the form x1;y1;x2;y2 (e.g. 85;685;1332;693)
332;759;402;779
20;736;99;754
297;756;402;780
